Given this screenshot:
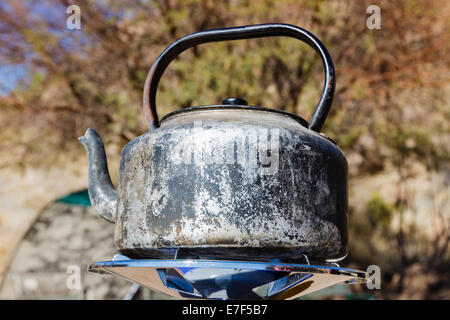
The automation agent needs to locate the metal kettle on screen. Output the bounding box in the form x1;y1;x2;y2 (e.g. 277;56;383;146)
79;23;348;263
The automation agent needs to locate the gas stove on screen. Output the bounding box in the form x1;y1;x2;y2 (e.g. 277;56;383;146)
89;254;367;300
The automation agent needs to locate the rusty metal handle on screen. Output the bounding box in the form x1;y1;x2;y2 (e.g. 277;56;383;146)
143;23;335;132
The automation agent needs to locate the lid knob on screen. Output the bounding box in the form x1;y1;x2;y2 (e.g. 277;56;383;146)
221;97;248;106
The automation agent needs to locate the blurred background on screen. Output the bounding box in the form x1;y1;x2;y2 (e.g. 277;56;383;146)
0;0;448;299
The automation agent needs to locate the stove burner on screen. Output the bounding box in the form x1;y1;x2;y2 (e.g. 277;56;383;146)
88;255;367;300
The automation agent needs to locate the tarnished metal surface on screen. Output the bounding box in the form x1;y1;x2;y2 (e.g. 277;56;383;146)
79;23;348;263
79;128;117;223
84;107;348;262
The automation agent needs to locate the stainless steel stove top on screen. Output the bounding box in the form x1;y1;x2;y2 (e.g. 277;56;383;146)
89;255;367;300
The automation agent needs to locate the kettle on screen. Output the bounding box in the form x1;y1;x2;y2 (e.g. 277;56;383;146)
79;23;348;263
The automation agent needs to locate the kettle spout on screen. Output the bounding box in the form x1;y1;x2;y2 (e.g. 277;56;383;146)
78;128;117;223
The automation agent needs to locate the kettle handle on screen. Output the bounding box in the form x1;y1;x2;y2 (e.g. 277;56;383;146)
143;23;335;132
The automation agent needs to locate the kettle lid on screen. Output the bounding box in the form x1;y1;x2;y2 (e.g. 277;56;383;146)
160;97;309;128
